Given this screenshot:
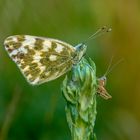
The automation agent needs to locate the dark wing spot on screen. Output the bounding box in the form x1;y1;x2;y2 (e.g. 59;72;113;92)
11;55;16;59
7;48;13;53
40;58;48;65
17;52;25;59
30;68;41;76
34;38;44;50
51;42;57;49
40;51;47;57
16;35;25;42
13;42;22;49
24;70;30;76
24;46;36;55
20;63;26;69
29;77;36;82
29;63;38;70
5;44;9;48
40;73;46;79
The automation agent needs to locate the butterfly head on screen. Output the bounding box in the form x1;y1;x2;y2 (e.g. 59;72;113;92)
73;26;112;64
73;43;87;63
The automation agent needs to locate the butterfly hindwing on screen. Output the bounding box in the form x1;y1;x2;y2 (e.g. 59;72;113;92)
4;35;76;85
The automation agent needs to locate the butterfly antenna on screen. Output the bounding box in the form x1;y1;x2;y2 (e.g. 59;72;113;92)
83;26;112;44
104;58;124;77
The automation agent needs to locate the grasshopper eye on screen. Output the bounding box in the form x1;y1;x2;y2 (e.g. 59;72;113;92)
103;76;107;85
100;76;107;86
99;76;106;82
102;76;106;81
98;76;107;87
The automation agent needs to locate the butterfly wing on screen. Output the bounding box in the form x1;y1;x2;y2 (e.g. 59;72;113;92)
4;35;76;85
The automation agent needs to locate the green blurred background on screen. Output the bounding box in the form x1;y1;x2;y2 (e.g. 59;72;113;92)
0;0;140;140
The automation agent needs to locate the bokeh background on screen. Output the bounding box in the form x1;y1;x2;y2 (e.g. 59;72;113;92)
0;0;140;140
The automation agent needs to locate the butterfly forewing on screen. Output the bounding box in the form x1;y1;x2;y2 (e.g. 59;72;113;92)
4;35;76;85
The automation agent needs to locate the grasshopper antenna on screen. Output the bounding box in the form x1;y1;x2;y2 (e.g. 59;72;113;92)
83;26;112;44
104;57;124;77
104;55;114;77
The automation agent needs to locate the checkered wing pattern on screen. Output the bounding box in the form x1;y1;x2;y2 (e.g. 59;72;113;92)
4;35;76;85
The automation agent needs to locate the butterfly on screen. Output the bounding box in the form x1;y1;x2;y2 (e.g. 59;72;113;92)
4;35;87;85
4;27;113;99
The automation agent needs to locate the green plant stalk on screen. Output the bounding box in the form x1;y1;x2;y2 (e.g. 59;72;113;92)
62;58;97;140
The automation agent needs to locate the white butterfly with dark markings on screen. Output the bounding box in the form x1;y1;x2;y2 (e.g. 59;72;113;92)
4;35;87;85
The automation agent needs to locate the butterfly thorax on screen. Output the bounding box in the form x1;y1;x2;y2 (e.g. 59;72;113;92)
73;43;87;64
